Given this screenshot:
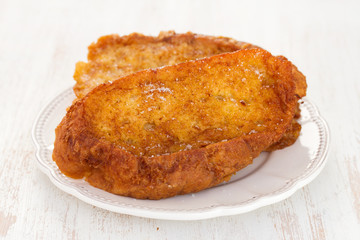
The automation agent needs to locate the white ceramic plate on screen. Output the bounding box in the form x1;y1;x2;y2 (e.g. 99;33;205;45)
32;88;329;221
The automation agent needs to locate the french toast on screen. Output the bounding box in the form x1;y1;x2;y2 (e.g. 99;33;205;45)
73;31;256;99
73;31;306;151
53;48;306;199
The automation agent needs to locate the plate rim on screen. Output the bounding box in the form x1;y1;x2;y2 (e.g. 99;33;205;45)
32;87;330;221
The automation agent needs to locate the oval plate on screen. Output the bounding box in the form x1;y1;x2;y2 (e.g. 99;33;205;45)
32;88;330;220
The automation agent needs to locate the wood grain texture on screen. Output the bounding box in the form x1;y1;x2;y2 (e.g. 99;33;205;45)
0;0;359;239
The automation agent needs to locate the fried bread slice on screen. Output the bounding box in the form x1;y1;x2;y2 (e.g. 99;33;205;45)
73;31;306;151
53;48;306;199
73;31;256;98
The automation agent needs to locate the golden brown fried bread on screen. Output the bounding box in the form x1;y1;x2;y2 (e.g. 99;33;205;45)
53;48;306;199
73;31;306;151
73;31;256;98
266;119;301;151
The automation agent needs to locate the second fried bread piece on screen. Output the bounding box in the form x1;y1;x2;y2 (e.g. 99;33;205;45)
73;31;256;98
53;48;306;199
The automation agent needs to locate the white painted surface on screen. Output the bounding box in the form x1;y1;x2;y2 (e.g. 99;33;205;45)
0;0;359;239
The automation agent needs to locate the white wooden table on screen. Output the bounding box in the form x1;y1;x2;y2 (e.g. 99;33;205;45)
1;0;359;239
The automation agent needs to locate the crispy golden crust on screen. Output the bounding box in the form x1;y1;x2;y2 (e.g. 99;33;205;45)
53;48;305;199
266;119;301;151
